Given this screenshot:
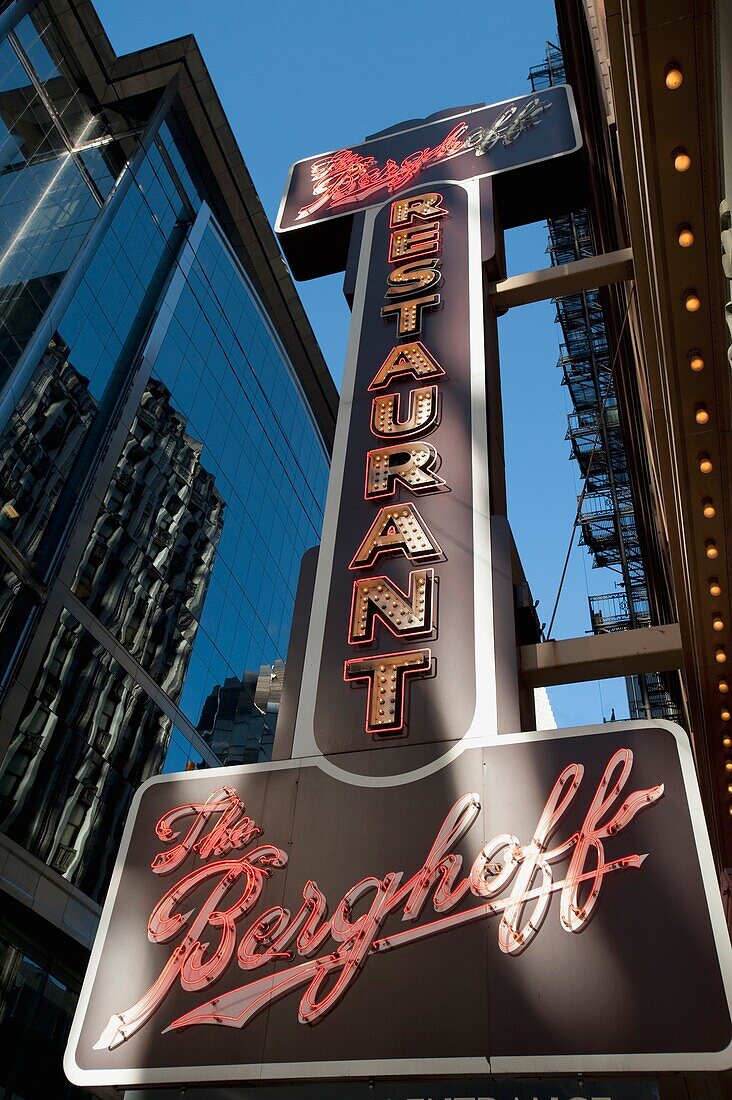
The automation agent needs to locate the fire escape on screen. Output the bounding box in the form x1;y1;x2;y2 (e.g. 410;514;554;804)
528;43;680;722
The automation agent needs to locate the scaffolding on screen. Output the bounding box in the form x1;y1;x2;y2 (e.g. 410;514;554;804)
528;43;680;723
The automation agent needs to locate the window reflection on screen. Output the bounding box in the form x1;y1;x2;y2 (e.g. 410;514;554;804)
0;610;172;901
0;19;124;386
0;923;86;1099
71;215;328;753
73;376;225;703
197;660;284;766
0;335;96;562
0;139;192;647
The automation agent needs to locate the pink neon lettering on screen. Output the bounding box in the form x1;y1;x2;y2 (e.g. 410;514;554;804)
295;124;468;220
94;749;663;1049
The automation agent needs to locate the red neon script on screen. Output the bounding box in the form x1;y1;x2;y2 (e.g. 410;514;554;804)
295;124;468;221
94;749;663;1050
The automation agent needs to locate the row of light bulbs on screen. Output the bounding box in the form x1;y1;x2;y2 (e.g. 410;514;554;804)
666;65;732;807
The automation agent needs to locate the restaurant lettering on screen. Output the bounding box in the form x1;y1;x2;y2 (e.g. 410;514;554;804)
343;191;453;735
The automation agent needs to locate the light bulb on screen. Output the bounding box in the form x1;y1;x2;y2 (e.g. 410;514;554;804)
665;65;683;90
678;225;694;247
685;290;701;312
674;149;692;172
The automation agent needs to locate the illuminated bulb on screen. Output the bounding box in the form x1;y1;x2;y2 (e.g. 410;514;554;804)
713;614;725;632
699;453;713;473
710;578;722;597
725;760;732;773
720;679;730;694
728;802;732;815
702;498;716;519
694;403;709;425
674;148;692;172
724;736;732;748
665;65;683;90
689;350;705;372
684;290;701;312
716;647;728;664
706;540;719;560
728;782;732;794
678;224;694;248
722;708;732;723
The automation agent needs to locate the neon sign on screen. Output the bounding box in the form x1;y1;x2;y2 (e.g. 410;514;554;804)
93;747;662;1049
295;97;552;223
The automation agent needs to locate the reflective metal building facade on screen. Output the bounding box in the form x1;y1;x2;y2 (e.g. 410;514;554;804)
0;2;336;1095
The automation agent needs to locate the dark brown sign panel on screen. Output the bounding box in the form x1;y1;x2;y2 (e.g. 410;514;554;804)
65;723;732;1089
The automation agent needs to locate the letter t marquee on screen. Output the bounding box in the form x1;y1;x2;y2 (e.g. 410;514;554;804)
276;87;583;778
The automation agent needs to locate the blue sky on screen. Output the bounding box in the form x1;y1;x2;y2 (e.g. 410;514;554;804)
94;0;631;727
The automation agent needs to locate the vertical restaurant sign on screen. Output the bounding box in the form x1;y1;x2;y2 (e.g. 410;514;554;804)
280;89;581;777
299;182;489;772
65;723;732;1089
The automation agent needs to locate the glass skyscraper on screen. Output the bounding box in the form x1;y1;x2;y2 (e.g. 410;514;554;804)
0;2;336;1095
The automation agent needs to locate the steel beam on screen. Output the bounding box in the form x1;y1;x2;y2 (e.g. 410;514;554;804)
520;622;682;688
490;247;634;310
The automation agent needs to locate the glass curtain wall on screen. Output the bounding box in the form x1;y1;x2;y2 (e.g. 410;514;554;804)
0;915;86;1099
0;196;329;904
0;4;331;1096
0;11;125;386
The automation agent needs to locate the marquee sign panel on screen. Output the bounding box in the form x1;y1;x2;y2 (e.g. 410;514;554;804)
65;722;732;1089
300;183;491;769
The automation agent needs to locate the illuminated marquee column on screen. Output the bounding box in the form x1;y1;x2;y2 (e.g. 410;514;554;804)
290;180;506;771
275;89;584;775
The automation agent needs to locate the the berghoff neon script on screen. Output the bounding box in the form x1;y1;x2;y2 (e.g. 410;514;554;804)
296;96;550;221
94;748;662;1051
